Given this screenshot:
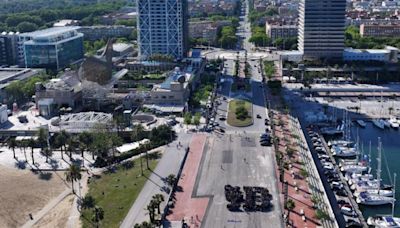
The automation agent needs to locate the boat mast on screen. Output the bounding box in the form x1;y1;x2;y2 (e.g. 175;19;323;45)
368;141;372;174
377;137;382;192
392;173;397;217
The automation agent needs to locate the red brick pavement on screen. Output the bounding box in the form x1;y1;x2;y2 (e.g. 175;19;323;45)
166;134;209;227
269;91;321;228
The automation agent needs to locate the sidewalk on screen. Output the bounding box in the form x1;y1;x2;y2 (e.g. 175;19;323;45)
120;133;193;227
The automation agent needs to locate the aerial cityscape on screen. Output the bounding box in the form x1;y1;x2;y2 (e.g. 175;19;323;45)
1;0;400;227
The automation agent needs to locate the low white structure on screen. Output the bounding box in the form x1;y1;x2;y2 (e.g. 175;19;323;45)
116;139;150;154
0;104;8;124
343;46;399;63
280;51;303;63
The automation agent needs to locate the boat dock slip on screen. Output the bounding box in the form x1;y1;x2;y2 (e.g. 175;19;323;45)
318;131;368;227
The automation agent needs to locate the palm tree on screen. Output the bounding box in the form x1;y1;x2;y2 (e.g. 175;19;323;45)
66;137;76;161
65;164;82;194
285;199;296;224
19;140;28;161
92;206;104;228
147;201;156;223
42;147;53;163
166;174;177;189
152;194;165;214
144;142;150;170
7;138;17;159
28;138;36;164
78;132;92;160
37;128;48;150
55;130;68;160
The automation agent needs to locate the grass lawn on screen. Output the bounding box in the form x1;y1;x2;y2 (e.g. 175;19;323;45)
81;157;159;228
227;99;253;127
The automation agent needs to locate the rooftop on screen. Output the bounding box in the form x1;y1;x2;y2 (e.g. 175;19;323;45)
21;26;81;38
0;68;44;89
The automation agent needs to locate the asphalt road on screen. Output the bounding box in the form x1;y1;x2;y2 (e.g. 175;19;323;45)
195;134;283;228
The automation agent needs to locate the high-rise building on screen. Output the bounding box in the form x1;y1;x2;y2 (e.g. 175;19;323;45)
20;27;84;70
137;0;188;60
0;32;19;66
298;0;346;60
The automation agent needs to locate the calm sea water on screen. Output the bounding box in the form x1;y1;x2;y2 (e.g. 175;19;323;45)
349;123;400;219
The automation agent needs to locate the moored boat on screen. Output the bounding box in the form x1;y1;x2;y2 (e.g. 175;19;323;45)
367;216;400;227
356;119;367;127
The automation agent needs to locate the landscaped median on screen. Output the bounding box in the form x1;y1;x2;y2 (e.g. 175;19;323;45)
227;99;253;127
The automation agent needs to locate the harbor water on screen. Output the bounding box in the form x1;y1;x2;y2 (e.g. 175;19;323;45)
350;122;400;219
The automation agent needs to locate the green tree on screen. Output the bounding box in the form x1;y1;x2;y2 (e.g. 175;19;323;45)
42;147;53;163
166;174;177;189
285;199;296;223
81;195;96;209
193;112;201;126
16;21;38;32
7;138;17;159
65;164;82;194
92;206;104;227
152;194;165;214
184;112;192;125
28;138;36;164
55;130;68;160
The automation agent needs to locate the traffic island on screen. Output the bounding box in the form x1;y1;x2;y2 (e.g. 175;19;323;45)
227;99;253;127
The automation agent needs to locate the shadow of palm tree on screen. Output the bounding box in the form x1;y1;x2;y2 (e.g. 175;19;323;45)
15;160;27;169
49;158;59;170
39;172;53;180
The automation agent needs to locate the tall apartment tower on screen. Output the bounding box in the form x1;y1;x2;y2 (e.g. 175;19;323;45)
137;0;188;60
298;0;346;60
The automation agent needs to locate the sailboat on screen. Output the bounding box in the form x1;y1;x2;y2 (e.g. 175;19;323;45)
356;119;367;127
373;119;385;129
356;139;396;205
367;174;398;227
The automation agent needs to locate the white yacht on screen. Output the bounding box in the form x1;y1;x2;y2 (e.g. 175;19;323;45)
373;119;386;129
389;118;399;129
367;216;400;227
347;173;374;185
356;119;367;127
328;140;354;147
340;163;368;173
331;145;357;158
354;188;394;197
356;192;395;205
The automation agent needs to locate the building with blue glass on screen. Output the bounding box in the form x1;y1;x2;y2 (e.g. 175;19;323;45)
137;0;188;60
21;27;84;71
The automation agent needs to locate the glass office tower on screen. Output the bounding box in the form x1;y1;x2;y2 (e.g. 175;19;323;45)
23;27;84;70
137;0;188;60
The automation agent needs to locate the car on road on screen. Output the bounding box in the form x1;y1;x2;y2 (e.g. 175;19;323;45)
256;114;262;119
219;117;226;121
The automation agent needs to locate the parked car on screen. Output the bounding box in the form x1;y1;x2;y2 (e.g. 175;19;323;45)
335;189;348;197
341;205;357;217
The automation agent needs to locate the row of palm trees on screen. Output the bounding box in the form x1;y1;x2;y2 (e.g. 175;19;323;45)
7;128;124;166
7;128;48;164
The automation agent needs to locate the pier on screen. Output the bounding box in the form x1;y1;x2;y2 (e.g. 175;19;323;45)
318;130;368;227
